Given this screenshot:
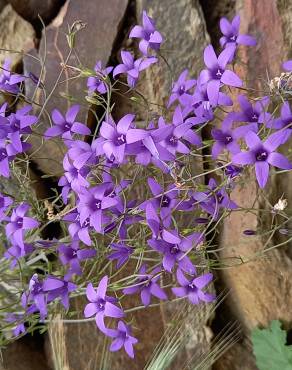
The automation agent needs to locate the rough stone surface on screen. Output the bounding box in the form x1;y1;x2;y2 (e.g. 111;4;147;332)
0;0;7;12
211;1;292;368
23;0;128;175
0;337;50;370
218;0;292;331
8;0;65;27
136;0;210;110
0;4;35;66
213;340;257;370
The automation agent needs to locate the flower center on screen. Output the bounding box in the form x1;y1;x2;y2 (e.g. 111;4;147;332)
169;135;178;145
223;134;233;145
116;134;126;145
255;149;268;162
64;123;71;130
170;245;179;255
83;218;90;227
160;195;170;207
229;35;237;42
178;85;185;95
251;113;258;122
188;282;198;292
0;148;7;159
97;299;106;310
16;217;23;227
95;200;101;210
214;68;224;79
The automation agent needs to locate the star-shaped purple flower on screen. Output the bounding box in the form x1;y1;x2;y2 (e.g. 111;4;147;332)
123;265;167;306
87;61;113;95
77;184;118;233
108;321;138;358
64;211;92;246
99;114;135;163
200;44;242;105
108;243;133;268
84;276;124;331
129;10;163;55
45;105;91;140
232;131;292;188
6;203;39;248
7;105;37;153
0;139;17;177
192;178;237;219
0;59;24;94
219;15;256;49
211;114;250;158
113;50;157;88
172;269;215;304
167;69;196;108
266;101;292;143
0;192;13;221
233;95;271;129
148;230;201;274
58;239;96;279
142;177;179;227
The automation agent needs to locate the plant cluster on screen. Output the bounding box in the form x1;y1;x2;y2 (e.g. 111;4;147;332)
0;11;291;359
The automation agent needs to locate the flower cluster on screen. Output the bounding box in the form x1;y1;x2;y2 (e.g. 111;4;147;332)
0;10;291;361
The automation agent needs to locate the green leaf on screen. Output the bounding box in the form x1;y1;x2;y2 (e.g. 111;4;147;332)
251;320;292;370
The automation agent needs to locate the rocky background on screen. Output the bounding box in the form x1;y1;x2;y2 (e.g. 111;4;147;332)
0;0;292;369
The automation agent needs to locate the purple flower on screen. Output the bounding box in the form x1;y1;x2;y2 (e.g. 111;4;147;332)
113;50;157;88
0;192;13;221
123;265;167;306
58;239;96;279
67;139;98;168
192;178;237;219
5;313;26;337
168;69;196;107
283;60;292;71
108;200;143;239
148;230;201;274
108;243;133;268
126;122;175;166
64;211;92;246
6;203;39;248
266;101;292;143
0;139;16;177
200;45;242;105
219;15;256;49
108;321;138;358
7;105;37;153
87;61;113;95
59;154;90;195
43;276;76;309
172;269;215;304
211;114;249;158
84;276;124;331
232;131;292;188
142;178;180;227
99;114;135;163
233;95;271;128
77;184;118;233
189;77;232;116
158;111;201;157
27;274;47;319
224;164;242;179
4;242;34;268
45;105;91;140
129;10;163;55
0;59;24;94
